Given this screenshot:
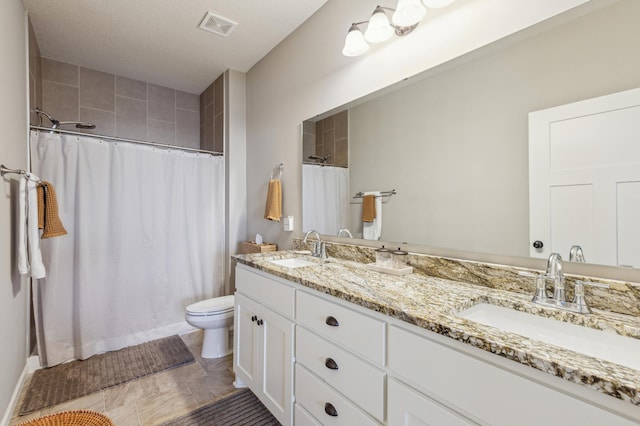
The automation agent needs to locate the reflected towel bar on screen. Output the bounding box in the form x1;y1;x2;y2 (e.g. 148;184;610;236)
353;189;396;199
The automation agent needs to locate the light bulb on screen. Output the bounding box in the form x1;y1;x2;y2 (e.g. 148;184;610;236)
342;25;369;57
364;7;394;43
393;0;426;27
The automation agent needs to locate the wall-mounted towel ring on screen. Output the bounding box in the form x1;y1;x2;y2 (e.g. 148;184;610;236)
271;163;284;180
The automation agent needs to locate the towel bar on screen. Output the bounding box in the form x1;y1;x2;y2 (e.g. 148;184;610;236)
353;189;396;199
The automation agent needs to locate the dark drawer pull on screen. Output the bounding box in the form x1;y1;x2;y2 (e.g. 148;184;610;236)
325;316;339;327
257;319;263;326
251;315;257;322
325;357;339;370
324;402;338;417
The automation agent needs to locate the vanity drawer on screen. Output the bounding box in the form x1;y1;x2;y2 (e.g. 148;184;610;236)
236;265;295;318
296;291;385;366
295;364;380;426
295;404;321;426
296;326;385;421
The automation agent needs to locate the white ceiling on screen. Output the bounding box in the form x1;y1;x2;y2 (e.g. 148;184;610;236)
22;0;329;94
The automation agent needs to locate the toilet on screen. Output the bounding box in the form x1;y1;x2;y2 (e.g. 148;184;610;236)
185;295;235;359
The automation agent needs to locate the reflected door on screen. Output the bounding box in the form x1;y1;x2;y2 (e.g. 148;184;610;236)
529;87;640;267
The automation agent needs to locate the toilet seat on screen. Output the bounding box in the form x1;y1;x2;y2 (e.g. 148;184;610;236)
186;295;234;316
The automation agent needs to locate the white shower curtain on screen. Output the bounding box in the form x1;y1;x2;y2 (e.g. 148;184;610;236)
31;131;225;366
302;164;349;236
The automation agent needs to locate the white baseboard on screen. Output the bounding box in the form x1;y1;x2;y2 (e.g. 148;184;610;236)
0;361;31;426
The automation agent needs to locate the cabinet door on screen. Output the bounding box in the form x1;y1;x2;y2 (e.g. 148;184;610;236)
258;306;294;426
388;379;475;426
234;292;260;389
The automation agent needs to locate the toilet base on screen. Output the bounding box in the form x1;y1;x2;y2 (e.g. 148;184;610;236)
201;326;231;359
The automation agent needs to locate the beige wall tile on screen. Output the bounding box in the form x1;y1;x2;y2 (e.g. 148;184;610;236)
214;113;223;153
202;104;214;151
79;107;116;136
148;119;175;144
116;96;147;140
116;76;147;101
204;83;213;107
335;110;348;139
214;75;223;114
199;92;206;126
43;81;79;122
176;109;200;149
80;67;115;112
42;58;78;86
335;138;348;167
148;84;175;122
323;128;335;164
176;91;199;112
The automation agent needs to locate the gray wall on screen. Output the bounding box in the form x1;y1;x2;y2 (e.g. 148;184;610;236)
348;0;640;257
244;0;589;251
0;1;30;421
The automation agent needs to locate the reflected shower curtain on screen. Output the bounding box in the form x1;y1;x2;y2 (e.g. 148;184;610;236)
302;164;349;236
31;131;225;366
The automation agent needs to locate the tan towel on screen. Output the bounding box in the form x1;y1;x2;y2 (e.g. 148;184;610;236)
362;194;376;223
264;179;282;221
37;181;68;239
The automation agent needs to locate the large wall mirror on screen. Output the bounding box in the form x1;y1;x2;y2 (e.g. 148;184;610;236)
302;0;640;269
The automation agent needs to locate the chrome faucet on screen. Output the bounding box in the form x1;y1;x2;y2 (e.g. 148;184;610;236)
531;252;608;314
546;253;566;304
303;230;327;259
337;228;353;238
569;245;586;262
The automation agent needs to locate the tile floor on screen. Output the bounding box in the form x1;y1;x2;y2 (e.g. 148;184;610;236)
10;331;240;426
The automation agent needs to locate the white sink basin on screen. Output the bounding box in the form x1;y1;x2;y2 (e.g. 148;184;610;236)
457;303;640;371
269;258;317;268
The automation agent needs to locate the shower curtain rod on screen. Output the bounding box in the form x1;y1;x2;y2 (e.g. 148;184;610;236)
30;126;223;156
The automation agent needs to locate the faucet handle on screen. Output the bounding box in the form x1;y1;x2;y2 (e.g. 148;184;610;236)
571;280;592;314
580;280;610;289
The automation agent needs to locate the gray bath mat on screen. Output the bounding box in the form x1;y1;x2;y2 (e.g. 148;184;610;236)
161;389;281;426
19;335;194;415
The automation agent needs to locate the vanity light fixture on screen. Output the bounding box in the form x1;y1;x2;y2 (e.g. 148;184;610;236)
342;0;455;57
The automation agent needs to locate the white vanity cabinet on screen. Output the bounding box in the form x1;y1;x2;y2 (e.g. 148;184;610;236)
295;291;386;425
234;263;639;426
387;323;638;426
234;265;295;426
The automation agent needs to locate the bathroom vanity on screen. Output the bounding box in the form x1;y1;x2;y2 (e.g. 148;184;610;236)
232;249;640;425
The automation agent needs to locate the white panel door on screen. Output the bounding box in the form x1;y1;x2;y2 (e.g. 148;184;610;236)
529;87;640;266
259;306;294;426
234;292;260;389
617;181;640;268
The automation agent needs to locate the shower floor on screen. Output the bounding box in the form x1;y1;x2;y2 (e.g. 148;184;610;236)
9;331;239;426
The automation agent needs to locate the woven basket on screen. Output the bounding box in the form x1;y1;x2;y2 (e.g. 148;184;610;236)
240;241;277;254
17;410;114;426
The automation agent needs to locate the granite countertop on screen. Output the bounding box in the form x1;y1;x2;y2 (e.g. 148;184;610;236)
234;250;640;408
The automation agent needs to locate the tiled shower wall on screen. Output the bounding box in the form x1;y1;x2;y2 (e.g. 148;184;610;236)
302;110;348;168
199;75;224;153
39;58;201;149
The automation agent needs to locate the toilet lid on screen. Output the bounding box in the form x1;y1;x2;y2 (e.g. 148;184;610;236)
186;295;235;314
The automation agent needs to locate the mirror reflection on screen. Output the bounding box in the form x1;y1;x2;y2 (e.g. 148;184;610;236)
302;0;640;268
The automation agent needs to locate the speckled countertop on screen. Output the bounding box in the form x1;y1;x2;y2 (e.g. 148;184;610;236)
234;250;640;408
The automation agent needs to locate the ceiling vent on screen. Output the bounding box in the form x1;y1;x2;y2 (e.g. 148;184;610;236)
199;12;238;37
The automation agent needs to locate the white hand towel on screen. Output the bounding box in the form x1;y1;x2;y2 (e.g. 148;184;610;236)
18;176;29;274
362;191;382;240
27;175;46;278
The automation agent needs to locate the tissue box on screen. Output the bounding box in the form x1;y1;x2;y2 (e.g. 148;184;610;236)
240;242;278;254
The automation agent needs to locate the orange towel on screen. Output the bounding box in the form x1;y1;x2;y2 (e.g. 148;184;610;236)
362;194;376;223
264;179;282;222
37;181;68;239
